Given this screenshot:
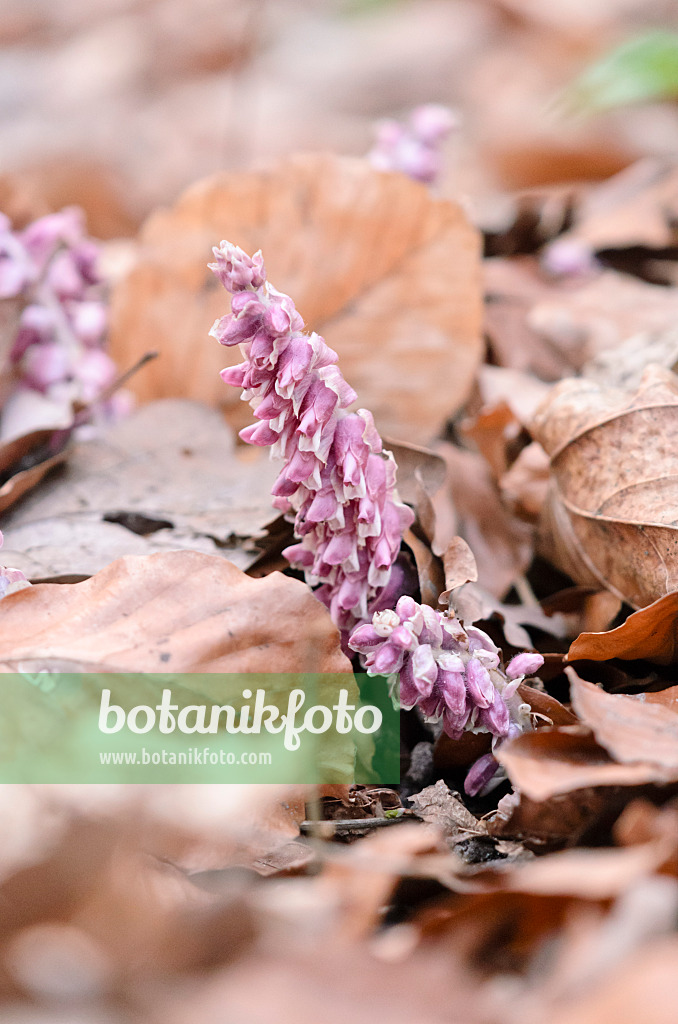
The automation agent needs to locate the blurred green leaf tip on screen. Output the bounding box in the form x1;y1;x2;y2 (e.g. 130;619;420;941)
564;30;678;114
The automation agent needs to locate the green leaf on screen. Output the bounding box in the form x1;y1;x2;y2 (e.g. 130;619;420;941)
565;31;678;114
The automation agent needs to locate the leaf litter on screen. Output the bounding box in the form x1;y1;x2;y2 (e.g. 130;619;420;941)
0;398;280;579
5;4;678;1022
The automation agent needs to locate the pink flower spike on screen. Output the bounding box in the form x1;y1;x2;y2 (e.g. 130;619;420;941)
351;595;540;755
409;104;459;145
208;243;266;291
211;241;413;634
0;206;118;430
367;104;457;186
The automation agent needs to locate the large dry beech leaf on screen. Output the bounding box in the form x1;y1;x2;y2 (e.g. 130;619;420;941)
0;399;279;580
109;153;483;444
532;364;678;609
0;549;350;673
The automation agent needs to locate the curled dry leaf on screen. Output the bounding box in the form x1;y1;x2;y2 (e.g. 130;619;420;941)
517;683;577;727
462;400;518;479
403;527;445;610
488;785;609;850
0;428;70;517
532;364;678;609
496;726;676;801
0;549;350;674
568;592;678;666
439;535;478;601
562;158;678;252
500;668;678;804
383;437;458;560
569;670;678;776
476;837;678;901
109;153;483;444
541;586;622;640
382;438;447;507
408;780;485;839
0;399;279;580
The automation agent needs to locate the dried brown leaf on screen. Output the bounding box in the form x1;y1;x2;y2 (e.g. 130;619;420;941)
565;158;678;252
486;258;678;382
0;429;70;517
488;786;608;850
518;683;577;726
382;437;452;550
569;670;678;775
0;550;350;674
500;440;551;523
440;536;478;598
403;527;445;609
0;400;279;579
462;400;518;479
408;780;485;838
110;154;483;443
435;441;534;599
479;840;678;900
532;365;678;609
382;438;447;506
568;592;678;666
542;586;622;639
496;726;671;801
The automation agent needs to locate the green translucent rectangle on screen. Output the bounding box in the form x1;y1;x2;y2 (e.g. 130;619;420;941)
0;672;399;784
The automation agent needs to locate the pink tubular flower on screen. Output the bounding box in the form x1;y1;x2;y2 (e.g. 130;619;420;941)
349;596;544;795
210;243;414;633
368;104;458;185
0;206;120;441
540;237;600;280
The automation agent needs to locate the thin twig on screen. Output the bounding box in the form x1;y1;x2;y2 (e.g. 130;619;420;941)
300;815;409;835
